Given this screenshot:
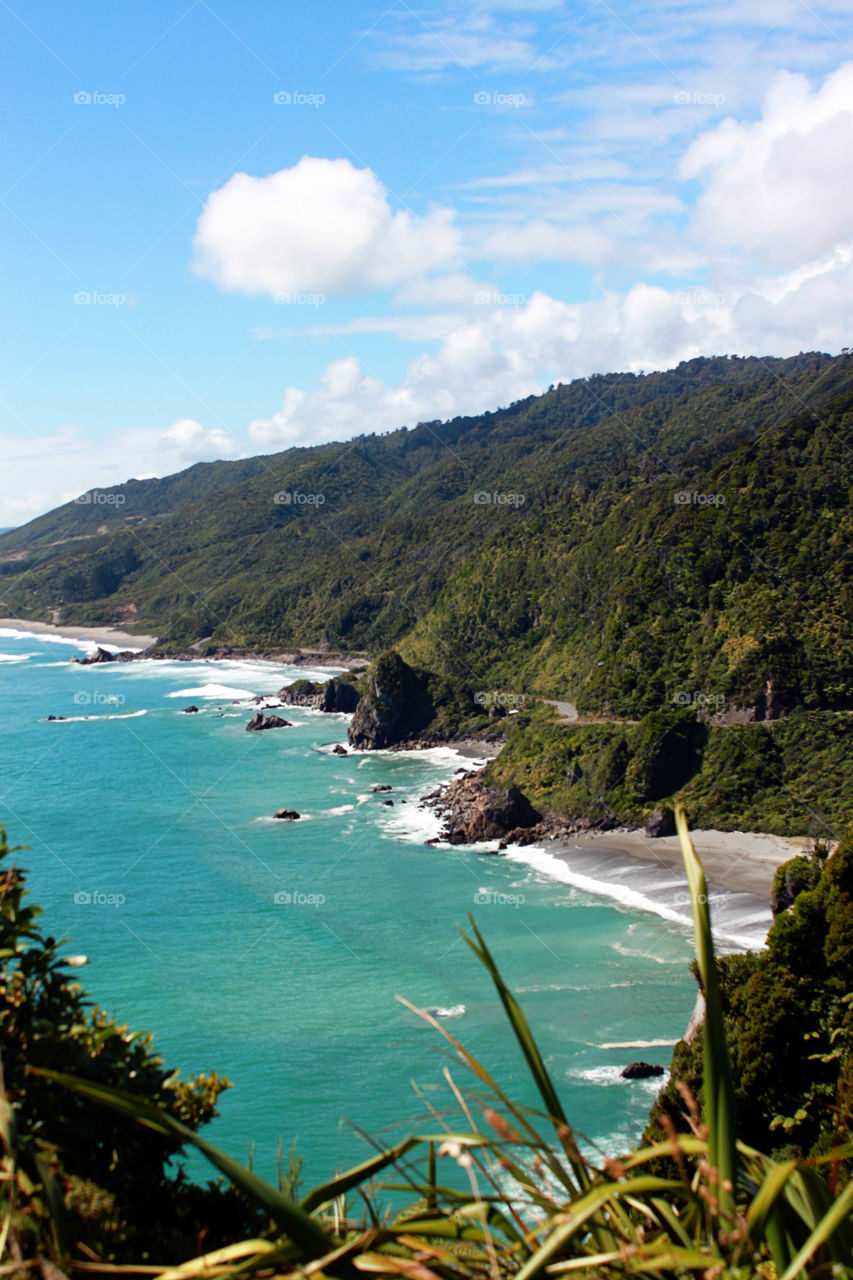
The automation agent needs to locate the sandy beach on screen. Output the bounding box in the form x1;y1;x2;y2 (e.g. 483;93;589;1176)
571;826;808;899
0;617;158;651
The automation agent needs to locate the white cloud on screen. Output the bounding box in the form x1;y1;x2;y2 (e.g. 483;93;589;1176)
193;157;461;298
681;63;853;267
0;420;235;528
246;251;853;451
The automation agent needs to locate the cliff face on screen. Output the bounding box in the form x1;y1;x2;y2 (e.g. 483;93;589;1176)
348;652;433;749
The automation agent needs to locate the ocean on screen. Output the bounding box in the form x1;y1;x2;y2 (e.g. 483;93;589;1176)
0;628;770;1189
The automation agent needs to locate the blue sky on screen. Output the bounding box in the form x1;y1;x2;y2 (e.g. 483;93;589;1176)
2;0;852;524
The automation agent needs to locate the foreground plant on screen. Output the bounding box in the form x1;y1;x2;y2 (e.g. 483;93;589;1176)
7;810;853;1278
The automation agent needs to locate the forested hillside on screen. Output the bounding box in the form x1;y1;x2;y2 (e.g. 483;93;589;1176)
2;351;849;728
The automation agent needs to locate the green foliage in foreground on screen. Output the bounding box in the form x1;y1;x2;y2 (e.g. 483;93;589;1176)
486;703;853;836
0;829;262;1261
649;829;853;1169
3;816;853;1279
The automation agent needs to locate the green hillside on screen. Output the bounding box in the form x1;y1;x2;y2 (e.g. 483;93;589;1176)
1;352;848;730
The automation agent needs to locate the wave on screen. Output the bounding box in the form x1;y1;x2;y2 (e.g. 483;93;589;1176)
0;652;37;663
502;843;771;951
0;627;91;649
166;684;257;700
567;1064;669;1090
427;1004;465;1019
45;709;148;723
598;1038;679;1050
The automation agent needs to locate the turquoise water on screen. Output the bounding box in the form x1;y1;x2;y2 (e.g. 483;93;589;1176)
0;629;707;1188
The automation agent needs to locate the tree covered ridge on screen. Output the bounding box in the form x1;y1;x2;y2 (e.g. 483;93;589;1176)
1;351;849;726
648;829;853;1171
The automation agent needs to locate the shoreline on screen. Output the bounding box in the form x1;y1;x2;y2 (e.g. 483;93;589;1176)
0;617;159;650
569;826;807;900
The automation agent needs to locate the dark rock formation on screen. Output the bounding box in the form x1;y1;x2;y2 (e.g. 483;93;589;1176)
47;714;67;721
320;677;360;713
245;711;292;732
273;808;300;820
645;806;676;838
278;679;323;708
332;744;348;755
372;785;393;793
348;652;433;750
73;646;136;665
621;1061;665;1079
382;799;394;806
427;767;540;844
183;705;199;714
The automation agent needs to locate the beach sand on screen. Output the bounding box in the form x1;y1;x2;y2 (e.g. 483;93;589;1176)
571;827;807;899
0;617;158;651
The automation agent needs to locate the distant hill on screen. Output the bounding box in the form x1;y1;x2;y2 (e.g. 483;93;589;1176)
1;351;850;726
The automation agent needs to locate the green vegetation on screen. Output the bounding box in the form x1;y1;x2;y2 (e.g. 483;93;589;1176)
649;828;853;1168
486;704;853;836
3;350;852;834
0;829;261;1261
4;817;852;1278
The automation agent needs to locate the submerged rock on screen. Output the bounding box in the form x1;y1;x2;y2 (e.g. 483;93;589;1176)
621;1061;665;1079
245;711;292;732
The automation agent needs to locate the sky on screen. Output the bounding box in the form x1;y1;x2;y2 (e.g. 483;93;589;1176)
2;0;853;526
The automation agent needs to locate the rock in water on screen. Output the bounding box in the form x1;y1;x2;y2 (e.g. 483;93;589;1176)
645;806;676;838
331;744;348;755
73;647;135;665
183;705;199;714
431;767;540;844
320;677;360;713
348;652;432;749
273;809;300;820
621;1061;665;1079
245;711;292;732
